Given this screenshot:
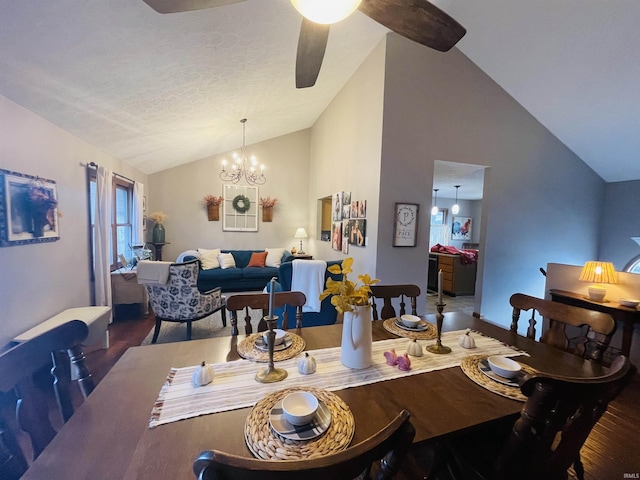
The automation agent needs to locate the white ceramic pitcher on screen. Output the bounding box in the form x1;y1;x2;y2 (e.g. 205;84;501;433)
341;305;373;369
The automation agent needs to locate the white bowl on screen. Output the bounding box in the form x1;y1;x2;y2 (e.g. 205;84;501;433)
263;329;286;346
487;355;522;379
619;298;640;308
400;314;421;328
281;392;318;426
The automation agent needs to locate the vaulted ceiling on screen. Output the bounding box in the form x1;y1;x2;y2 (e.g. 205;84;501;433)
1;0;638;197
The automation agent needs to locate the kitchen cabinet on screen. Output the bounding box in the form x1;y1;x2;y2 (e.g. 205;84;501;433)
429;253;477;296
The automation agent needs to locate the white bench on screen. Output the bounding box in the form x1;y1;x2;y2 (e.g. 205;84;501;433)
14;306;112;349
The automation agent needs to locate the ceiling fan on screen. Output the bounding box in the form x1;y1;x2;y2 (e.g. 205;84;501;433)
142;0;466;88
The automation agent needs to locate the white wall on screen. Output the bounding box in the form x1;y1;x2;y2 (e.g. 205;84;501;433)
0;95;147;347
308;39;386;279
377;34;605;326
147;129;311;260
600;180;640;270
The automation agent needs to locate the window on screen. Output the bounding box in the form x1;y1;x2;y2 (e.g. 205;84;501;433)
89;174;134;270
624;255;640;274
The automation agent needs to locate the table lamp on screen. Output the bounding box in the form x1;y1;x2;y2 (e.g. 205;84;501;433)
579;261;618;302
294;228;308;254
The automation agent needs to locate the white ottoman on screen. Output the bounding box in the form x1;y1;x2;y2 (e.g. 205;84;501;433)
14;306;112;349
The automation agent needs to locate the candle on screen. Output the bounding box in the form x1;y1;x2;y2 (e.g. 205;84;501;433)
438;269;443;304
268;277;275;320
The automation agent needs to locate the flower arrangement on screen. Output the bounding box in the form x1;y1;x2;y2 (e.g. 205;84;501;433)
202;195;223;207
259;196;278;208
320;257;379;313
149;211;168;224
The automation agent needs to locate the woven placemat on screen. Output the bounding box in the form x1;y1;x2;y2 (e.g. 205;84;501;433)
237;333;306;362
244;386;355;460
460;355;537;402
383;318;437;340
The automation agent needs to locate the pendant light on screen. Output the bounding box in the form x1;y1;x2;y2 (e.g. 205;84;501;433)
452;185;461;214
431;189;439;216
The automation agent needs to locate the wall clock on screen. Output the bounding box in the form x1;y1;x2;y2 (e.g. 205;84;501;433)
393;203;419;247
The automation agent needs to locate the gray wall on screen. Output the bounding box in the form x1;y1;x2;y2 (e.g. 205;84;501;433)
600;180;640;270
377;34;605;328
0;95;148;347
147;129;312;261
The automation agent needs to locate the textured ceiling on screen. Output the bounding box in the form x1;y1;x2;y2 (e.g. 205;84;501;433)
1;0;638;193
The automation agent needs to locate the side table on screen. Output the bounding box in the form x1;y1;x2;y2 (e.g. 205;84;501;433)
111;268;149;316
549;288;640;358
292;254;313;260
152;242;171;261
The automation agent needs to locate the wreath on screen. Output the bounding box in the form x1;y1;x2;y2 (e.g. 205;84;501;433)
232;194;251;213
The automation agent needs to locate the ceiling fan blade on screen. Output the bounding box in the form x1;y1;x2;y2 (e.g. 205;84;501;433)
295;18;330;89
358;0;466;52
142;0;246;14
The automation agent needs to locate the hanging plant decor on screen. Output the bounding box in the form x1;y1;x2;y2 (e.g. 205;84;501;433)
232;194;251;213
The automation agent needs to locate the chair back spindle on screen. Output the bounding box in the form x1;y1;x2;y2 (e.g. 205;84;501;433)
370;285;420;321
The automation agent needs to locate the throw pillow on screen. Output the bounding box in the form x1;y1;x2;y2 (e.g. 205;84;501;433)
265;247;285;267
217;252;236;269
247;251;268;268
198;248;221;270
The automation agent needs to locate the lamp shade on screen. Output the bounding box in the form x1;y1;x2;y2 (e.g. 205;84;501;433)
578;261;618;284
294;228;308;239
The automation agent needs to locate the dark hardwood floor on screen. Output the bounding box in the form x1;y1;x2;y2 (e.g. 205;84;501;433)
27;304;640;479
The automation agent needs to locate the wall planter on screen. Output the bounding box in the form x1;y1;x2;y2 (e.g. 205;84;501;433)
207;203;220;221
262;206;273;222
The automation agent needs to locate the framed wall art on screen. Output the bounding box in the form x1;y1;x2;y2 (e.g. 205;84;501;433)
223;184;258;232
0;168;59;247
452;216;472;240
393;203;419;247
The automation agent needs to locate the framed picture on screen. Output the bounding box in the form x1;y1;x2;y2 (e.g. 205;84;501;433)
332;221;342;251
223;184;258;232
393;203;419;247
452;216;472;240
0;168;59;247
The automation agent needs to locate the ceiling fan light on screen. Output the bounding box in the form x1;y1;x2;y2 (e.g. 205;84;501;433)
291;0;362;25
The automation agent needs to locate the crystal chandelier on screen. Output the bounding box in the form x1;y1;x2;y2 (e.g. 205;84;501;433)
219;119;266;186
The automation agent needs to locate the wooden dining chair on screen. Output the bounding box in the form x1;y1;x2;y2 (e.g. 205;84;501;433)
226;291;306;336
422;355;635;480
0;320;94;480
193;409;415;480
370;285;420;321
509;293;616;363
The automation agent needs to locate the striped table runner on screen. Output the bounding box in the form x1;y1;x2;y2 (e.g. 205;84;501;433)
149;329;528;428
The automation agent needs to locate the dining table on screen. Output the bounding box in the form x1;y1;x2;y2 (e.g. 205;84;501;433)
21;312;607;479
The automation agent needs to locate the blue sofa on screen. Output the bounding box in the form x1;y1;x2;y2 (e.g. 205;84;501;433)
277;260;343;328
184;249;294;293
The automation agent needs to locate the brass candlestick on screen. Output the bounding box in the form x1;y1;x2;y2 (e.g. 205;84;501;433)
255;315;288;383
427;302;451;354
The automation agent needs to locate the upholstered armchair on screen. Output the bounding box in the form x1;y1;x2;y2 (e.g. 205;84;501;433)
145;259;225;343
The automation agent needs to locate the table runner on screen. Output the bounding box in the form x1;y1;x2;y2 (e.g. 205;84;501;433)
149;329;528;428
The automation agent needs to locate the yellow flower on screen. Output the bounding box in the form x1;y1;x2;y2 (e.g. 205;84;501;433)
320;257;379;313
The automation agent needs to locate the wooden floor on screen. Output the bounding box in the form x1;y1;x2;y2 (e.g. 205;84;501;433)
56;305;640;478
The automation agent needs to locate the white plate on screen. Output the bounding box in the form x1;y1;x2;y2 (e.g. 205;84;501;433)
269;398;332;441
394;318;430;332
478;358;522;387
254;335;293;352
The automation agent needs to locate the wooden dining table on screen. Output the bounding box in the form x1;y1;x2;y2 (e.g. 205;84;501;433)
22;312;607;479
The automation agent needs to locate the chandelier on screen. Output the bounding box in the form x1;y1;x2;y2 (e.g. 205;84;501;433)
219;119;266;186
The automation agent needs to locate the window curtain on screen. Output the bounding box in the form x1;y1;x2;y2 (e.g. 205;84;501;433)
94;166;113;307
132;182;144;245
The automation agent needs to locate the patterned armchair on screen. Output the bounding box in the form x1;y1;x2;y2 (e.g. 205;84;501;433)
145;260;225;343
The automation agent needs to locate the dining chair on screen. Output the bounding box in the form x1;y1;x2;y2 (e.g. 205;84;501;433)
370;285;420;321
145;259;225;343
0;319;94;480
509;293;616;363
226;291;306;336
193;409;415;480
421;355;635;480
